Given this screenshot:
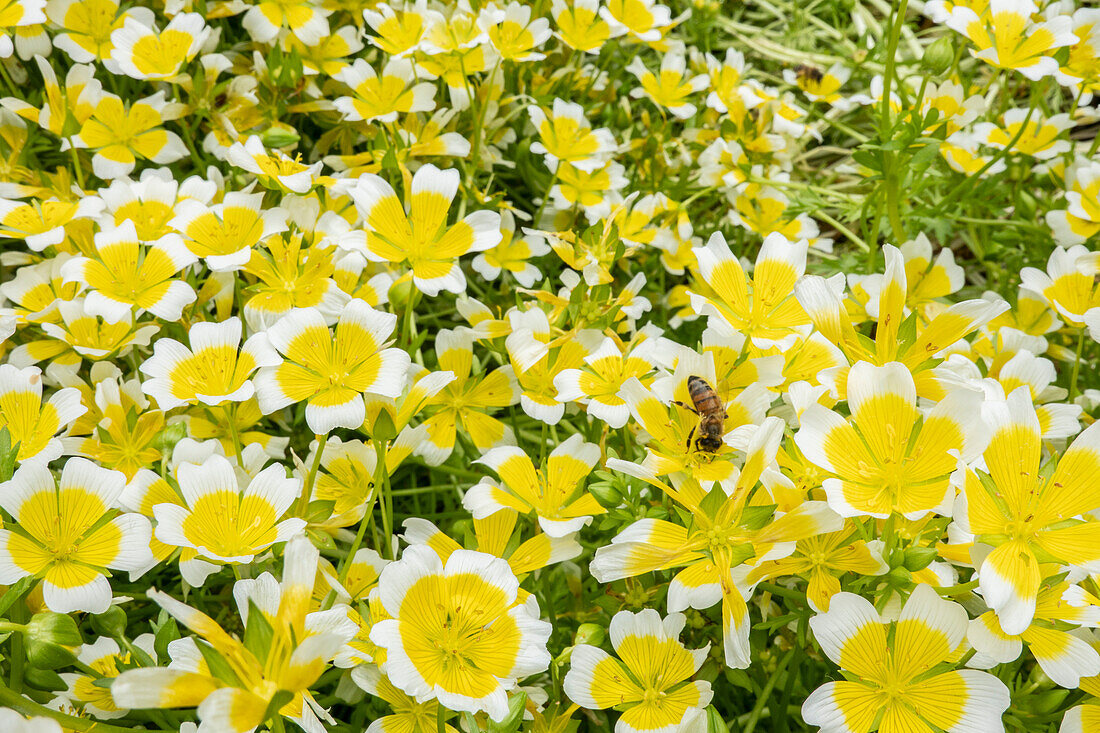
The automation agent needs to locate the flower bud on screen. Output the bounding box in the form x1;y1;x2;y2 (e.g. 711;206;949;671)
387;277;415;310
922;36;955;75
261;122;300;150
153;422;187;452
902;546;938;572
23;667;66;692
25;612;81;669
589;481;622;509
368;408;397;443
90;605;127;639
886;566;912;585
574;623;606;647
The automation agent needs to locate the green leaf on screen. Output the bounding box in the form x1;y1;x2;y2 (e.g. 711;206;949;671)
153;614;180;663
196;639;243;687
242;599;275;663
739;504;777;531
262;689;295;726
699;484;727;519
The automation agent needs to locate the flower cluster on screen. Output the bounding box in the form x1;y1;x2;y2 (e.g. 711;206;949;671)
0;0;1099;732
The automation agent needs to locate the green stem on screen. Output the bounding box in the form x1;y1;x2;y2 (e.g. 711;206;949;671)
933;102;1037;216
70;148;86;191
743;648;796;733
1070;327;1086;402
297;434;327;517
374;439;394;560
878;0;910;245
343;440;389;568
816;211;870;252
539;420;548;466
0;61;18;98
437;701;447;733
8;603;25;694
225;404;244;465
757;582;807;605
401;288;421;350
881;512;898;562
533;169;559;224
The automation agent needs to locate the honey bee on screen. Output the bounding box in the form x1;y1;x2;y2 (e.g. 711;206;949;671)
675;375;727;453
795;64;824;84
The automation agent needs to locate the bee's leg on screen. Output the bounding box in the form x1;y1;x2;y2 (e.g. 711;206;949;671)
672;400;699;414
685;425;696;449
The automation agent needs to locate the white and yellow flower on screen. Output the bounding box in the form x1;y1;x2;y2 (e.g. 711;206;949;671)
627;52;709;119
348;164;501;296
484;1;552;62
60;220;197;323
153;454;305;564
0;364;84;463
564;609;712;733
68;91;188;179
528;99;617;173
946;0;1076;80
600;0;672;43
332;57;435;123
551;0;611;53
254;300;410;434
794;361;986;519
370;544;552;722
226;136;322;194
0;195;102;251
170;191;289;272
362;1;444;57
803;585;1011;732
0;457;152;613
972;108;1073;160
243;0;331;45
471;210;550;288
108;12;209;81
139;316;280;410
466;434;604;536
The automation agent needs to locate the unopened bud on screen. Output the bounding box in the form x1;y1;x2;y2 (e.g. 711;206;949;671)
153;422;187;452
574;623;606;647
589;482;622;509
23;667;65;692
261;122;300;150
90;605;127;639
26;612;81;669
922;36;954;75
902;546;938;572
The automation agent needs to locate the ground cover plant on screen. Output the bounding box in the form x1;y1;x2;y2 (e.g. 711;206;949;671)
1;0;1100;731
